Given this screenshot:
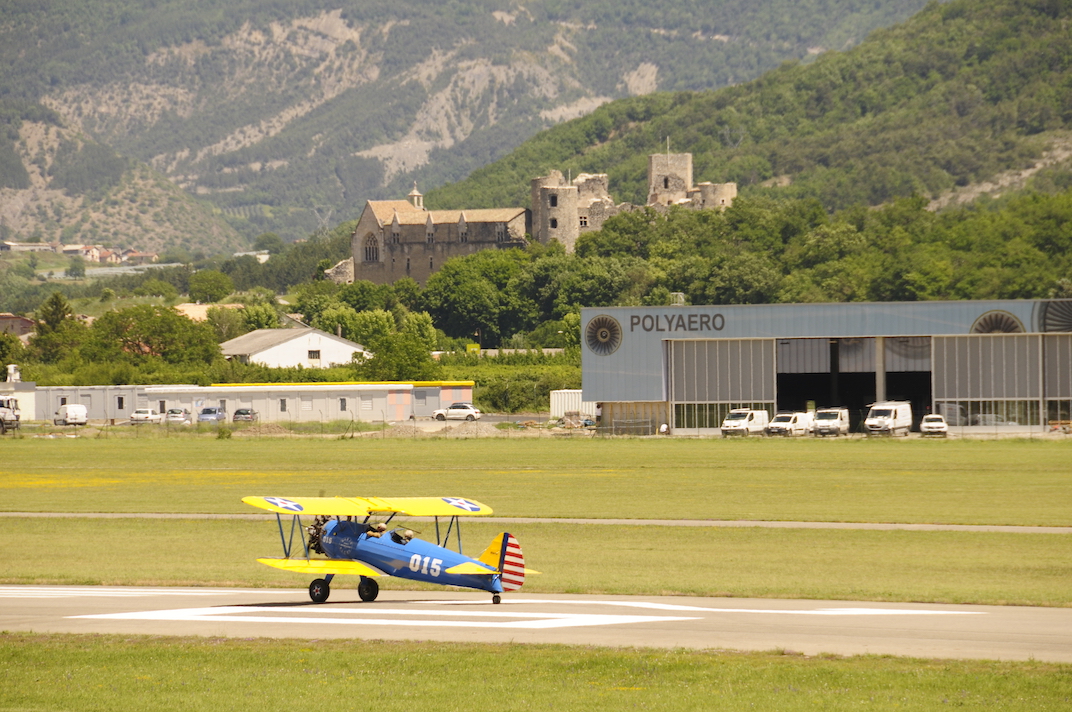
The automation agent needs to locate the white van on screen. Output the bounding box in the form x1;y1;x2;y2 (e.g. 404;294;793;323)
54;403;88;426
812;407;850;437
720;409;770;436
864;401;912;436
765;411;812;437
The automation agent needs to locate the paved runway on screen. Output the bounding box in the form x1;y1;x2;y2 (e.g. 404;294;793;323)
3;586;1070;662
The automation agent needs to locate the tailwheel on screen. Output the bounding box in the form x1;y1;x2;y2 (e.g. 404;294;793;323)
492;594;501;605
358;576;379;602
309;578;330;603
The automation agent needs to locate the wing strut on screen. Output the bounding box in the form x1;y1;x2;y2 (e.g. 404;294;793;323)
275;513;309;559
435;515;464;554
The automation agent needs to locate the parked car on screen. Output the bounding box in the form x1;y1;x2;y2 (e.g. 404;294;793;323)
54;404;88;426
197;406;227;423
720;408;770;437
433;402;482;421
233;408;258;422
920;414;949;437
165;408;191;425
129;408;164;424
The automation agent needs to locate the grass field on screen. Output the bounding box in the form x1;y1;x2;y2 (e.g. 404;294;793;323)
2;634;1071;712
2;518;1068;606
2;436;1070;709
2;437;1070;525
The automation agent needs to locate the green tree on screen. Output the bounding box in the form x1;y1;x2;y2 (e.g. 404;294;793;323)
0;332;24;364
188;270;234;303
206;306;247;342
313;304;363;342
134;278;179;300
36;292;74;334
253;232;286;254
66;255;86;279
352;331;443;381
242;303;280;330
83;305;219;365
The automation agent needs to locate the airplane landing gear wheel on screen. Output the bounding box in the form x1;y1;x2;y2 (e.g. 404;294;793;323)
492;594;501;604
358;577;379;602
309;578;330;603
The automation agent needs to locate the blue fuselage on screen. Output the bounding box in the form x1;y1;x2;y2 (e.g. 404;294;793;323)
320;520;502;594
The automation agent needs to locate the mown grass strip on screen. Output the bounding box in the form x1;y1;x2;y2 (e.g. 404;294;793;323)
2;633;1070;712
2;518;1068;606
1;438;1070;525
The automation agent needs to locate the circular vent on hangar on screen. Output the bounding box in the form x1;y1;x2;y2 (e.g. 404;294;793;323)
1038;300;1072;332
970;310;1025;334
585;315;622;356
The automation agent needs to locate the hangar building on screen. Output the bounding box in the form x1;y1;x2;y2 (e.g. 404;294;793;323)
580;300;1072;435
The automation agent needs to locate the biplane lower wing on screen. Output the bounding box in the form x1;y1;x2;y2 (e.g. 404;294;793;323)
257;557;386;577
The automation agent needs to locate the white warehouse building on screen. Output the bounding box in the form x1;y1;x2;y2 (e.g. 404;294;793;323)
32;381;474;424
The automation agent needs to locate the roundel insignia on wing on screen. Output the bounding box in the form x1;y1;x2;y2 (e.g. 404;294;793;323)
586;315;622;356
264;497;304;512
442;497;482;512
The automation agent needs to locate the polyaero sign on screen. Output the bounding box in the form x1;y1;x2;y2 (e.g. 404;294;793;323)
629;312;725;333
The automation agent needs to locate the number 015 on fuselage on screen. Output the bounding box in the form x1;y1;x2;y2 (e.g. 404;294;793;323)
243;495;536;604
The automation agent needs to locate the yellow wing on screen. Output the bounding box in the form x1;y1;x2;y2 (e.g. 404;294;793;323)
256;557;386;577
243;495;492;517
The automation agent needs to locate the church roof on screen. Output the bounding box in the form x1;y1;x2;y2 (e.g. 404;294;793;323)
363;201;525;228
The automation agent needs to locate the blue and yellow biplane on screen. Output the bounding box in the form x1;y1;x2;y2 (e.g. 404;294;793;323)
243;495;533;604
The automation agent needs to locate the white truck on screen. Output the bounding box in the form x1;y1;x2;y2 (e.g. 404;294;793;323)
765;411;813;437
864;401;913;437
0;395;20;434
719;408;770;436
812;407;850;437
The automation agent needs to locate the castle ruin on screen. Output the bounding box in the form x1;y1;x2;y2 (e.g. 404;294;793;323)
332;153;736;285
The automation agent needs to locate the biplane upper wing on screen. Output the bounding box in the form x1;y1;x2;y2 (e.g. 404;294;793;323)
362;496;493;517
243;495;493;517
242;496;377;516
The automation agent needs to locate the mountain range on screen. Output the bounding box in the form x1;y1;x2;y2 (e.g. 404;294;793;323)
0;0;937;252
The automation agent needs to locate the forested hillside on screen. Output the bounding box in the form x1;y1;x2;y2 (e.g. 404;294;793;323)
0;102;245;255
430;0;1072;212
0;0;937;245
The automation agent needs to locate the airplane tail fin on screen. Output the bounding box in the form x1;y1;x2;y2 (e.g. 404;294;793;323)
476;532;527;591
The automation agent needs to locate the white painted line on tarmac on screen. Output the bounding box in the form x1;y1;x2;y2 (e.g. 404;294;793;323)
438;599;985;616
0;586;255;599
70;605;700;630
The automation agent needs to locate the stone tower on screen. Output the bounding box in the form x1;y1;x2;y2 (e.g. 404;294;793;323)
647;153;693;206
688;182;738;210
530;170;580;252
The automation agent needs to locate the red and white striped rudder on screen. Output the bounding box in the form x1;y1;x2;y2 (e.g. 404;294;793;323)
498;533;526;591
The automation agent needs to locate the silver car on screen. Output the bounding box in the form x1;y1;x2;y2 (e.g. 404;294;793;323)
129;408;163;425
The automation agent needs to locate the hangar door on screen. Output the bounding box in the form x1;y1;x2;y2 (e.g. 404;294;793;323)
668;339;776;430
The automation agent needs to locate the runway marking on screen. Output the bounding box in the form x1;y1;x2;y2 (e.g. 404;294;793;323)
0;586;255;599
71;605;701;630
437;599;986;616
